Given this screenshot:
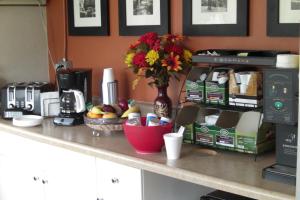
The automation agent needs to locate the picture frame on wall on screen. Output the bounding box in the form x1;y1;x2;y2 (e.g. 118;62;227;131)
267;0;300;37
183;0;249;36
68;0;109;36
119;0;169;36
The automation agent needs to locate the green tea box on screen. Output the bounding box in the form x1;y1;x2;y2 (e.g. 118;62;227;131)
205;68;229;105
195;123;217;147
214;111;240;150
186;67;209;103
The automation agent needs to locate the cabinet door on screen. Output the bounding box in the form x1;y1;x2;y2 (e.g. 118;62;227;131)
0;154;45;200
96;159;143;200
43;145;97;200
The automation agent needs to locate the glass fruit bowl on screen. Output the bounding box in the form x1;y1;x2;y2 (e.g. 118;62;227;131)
84;115;125;136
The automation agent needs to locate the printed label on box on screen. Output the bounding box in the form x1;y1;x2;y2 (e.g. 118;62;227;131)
186;80;205;102
195;125;216;146
216;129;234;148
183;124;194;144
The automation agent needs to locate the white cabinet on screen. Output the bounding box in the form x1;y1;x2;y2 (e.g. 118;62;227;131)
0;153;45;200
0;131;97;200
43;144;97;200
96;158;143;200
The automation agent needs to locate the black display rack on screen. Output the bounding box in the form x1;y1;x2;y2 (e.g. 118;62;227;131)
192;49;289;67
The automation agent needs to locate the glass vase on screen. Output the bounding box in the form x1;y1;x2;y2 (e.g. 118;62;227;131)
154;86;172;118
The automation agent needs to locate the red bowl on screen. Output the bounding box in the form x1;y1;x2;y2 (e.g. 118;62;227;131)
123;117;173;154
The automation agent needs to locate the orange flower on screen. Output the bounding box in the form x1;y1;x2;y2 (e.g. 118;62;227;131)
162;53;182;72
130;40;141;49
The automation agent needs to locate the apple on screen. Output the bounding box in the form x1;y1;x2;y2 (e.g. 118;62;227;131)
118;99;129;112
102;112;117;119
111;104;123;116
102;105;116;113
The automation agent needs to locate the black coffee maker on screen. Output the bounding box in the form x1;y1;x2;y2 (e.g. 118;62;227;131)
53;69;92;126
56;69;92;102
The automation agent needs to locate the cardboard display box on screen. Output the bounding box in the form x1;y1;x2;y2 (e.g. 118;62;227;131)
175;104;200;144
229;69;263;108
186;67;209;103
205;68;230;106
195;108;275;154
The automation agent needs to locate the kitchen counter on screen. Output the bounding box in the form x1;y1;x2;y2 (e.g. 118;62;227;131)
0;119;295;200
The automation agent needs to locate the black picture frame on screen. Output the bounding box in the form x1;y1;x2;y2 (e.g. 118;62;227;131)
119;0;169;36
183;0;249;36
267;0;300;37
68;0;109;36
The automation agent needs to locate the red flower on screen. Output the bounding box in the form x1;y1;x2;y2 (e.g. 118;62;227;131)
164;44;183;55
152;39;161;51
139;32;159;48
133;52;148;68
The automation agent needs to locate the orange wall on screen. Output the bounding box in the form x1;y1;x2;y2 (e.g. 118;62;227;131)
47;0;299;103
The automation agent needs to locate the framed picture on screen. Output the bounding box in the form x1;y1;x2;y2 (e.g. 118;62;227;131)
183;0;249;36
68;0;109;36
119;0;169;36
267;0;300;37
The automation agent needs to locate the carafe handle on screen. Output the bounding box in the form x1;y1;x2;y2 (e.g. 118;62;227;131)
73;90;85;113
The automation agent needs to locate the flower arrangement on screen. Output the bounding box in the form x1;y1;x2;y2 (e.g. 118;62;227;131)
124;32;192;89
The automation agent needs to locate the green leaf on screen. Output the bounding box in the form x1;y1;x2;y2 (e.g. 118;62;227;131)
145;70;153;78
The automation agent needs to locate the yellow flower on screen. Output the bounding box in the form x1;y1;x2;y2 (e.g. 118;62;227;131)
183;50;192;62
145;50;159;66
125;53;135;67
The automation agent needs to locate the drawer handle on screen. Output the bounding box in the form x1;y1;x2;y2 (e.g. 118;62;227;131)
33;177;39;181
97;198;104;200
111;178;119;184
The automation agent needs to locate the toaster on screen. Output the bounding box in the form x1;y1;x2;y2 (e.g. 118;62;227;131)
1;82;52;118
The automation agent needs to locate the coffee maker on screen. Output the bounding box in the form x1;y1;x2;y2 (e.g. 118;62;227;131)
57;69;92;102
262;68;298;185
53;69;92;126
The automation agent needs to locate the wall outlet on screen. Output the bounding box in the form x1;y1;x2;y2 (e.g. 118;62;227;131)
55;58;72;70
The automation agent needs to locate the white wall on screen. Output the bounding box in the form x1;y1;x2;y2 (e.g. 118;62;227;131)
0;6;49;88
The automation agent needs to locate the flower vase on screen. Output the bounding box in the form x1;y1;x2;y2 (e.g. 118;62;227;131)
154;86;172;118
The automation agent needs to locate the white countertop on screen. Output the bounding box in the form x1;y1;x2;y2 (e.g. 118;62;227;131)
0;119;295;200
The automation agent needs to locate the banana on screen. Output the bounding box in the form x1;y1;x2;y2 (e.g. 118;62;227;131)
121;106;140;118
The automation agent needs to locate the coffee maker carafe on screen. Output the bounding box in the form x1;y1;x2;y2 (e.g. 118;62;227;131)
54;89;86;126
60;90;85;114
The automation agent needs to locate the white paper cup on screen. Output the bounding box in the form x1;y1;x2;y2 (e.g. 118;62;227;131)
103;68;115;83
164;133;183;160
239;73;251;85
212;72;219;82
240;84;248;94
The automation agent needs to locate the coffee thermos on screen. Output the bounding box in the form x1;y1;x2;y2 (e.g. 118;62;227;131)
101;68;118;105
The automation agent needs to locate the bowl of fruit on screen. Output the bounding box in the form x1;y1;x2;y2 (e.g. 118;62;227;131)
84;100;140;136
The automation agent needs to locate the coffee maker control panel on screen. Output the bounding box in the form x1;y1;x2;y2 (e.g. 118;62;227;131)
263;69;298;125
